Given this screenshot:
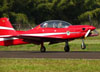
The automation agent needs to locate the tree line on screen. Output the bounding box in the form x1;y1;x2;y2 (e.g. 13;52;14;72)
0;0;100;27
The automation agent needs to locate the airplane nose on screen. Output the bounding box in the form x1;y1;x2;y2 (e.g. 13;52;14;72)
89;26;96;30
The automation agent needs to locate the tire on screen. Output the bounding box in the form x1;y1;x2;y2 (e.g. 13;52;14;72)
81;44;86;49
40;46;46;52
81;39;86;49
64;46;70;52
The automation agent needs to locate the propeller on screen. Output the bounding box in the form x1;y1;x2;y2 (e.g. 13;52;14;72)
84;29;91;38
81;29;91;49
81;15;98;49
93;29;99;35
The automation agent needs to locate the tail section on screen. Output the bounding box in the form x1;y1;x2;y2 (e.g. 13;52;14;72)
0;17;17;37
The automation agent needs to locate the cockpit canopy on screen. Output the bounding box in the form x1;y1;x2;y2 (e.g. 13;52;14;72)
40;20;71;28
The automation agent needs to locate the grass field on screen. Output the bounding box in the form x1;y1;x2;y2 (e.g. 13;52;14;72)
0;59;100;72
0;29;100;72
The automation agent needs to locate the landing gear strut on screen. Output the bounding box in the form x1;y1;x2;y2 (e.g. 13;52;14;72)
64;40;70;52
40;42;46;52
81;39;86;49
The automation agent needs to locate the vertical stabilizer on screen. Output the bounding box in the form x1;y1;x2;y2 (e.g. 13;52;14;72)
0;17;17;37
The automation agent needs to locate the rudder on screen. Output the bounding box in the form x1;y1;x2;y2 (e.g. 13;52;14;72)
0;17;17;37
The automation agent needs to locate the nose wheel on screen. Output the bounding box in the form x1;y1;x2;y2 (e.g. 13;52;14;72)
40;42;46;52
64;40;70;52
81;39;86;49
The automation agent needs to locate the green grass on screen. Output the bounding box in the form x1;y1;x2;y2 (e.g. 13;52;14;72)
0;59;100;72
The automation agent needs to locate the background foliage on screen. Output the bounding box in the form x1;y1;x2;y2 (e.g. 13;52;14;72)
0;0;100;27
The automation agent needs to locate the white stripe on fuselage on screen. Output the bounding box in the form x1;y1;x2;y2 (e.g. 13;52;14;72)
21;32;81;36
21;32;66;36
0;32;81;41
0;26;14;30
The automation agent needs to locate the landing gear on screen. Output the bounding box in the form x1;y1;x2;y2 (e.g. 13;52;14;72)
40;42;46;52
64;40;70;52
40;46;46;52
81;39;86;49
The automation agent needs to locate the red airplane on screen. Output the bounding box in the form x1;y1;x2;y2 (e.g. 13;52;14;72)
0;17;98;52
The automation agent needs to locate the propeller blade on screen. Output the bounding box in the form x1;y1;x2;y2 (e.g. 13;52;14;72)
85;29;91;38
93;29;99;35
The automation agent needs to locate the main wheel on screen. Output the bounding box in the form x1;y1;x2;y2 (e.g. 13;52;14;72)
64;45;70;52
64;40;70;52
40;46;46;52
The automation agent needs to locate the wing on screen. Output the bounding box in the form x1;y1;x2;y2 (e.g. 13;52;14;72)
17;32;67;42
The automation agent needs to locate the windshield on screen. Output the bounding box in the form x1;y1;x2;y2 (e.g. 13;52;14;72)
40;20;71;28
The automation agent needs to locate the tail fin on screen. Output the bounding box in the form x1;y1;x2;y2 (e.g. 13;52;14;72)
0;17;17;37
